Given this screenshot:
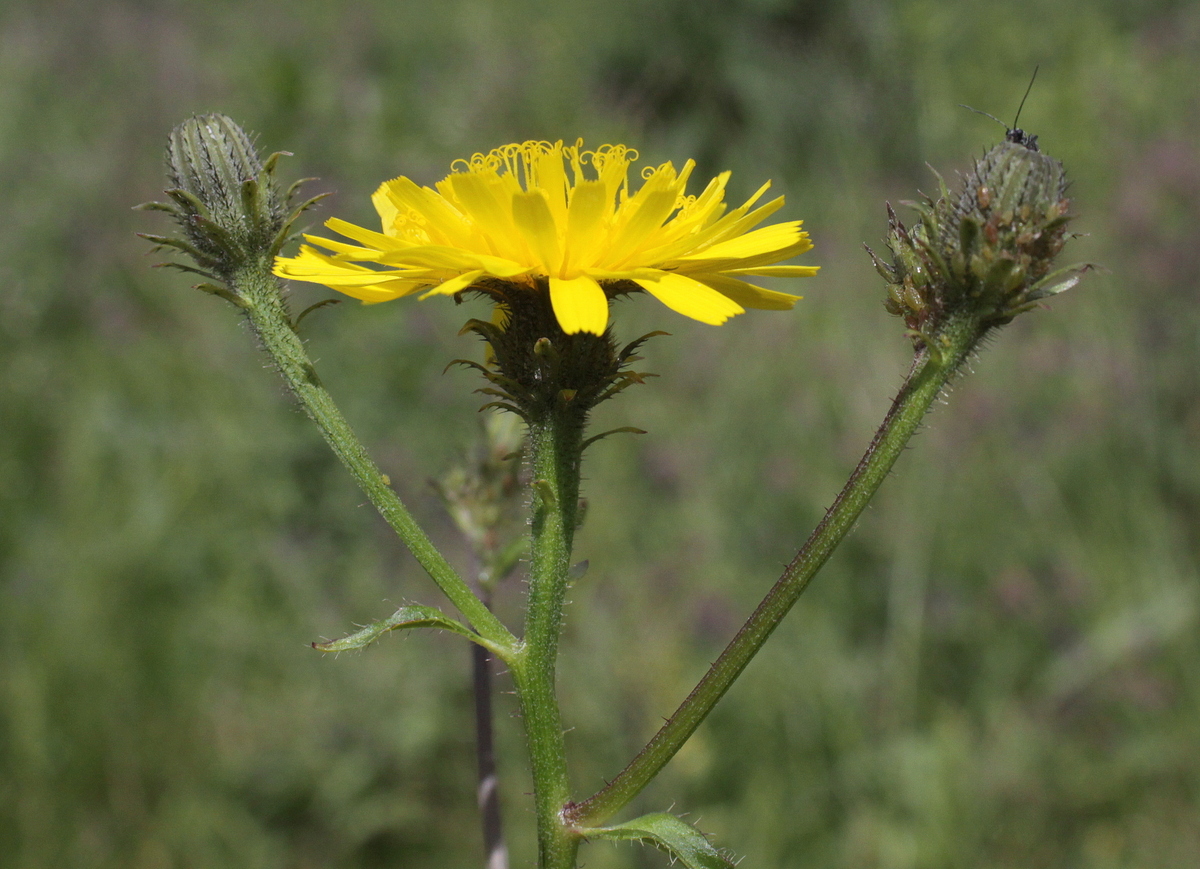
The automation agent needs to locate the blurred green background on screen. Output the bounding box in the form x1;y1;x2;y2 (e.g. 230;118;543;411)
2;0;1198;866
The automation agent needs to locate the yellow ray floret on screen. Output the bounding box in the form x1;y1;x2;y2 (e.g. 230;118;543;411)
274;140;818;335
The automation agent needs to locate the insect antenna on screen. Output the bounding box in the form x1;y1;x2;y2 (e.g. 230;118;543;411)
1011;65;1039;130
958;66;1042;151
957;104;1008;131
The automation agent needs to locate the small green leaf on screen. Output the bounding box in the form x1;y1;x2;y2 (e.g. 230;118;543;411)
293;297;342;328
585;813;736;869
314;605;482;652
581;426;647;452
1026;262;1093;301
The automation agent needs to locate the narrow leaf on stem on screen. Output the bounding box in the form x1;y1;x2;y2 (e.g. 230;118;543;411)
583;813;735;869
313;605;487;652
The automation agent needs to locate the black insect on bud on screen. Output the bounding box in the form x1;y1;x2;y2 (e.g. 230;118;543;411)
867;69;1089;352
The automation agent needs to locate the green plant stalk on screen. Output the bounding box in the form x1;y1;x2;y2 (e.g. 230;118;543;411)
568;312;984;828
509;405;586;869
234;262;516;653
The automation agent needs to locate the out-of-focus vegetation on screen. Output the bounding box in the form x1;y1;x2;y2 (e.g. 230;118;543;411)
2;0;1198;866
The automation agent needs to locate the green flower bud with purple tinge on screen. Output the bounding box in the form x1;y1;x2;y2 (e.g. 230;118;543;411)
868;133;1089;347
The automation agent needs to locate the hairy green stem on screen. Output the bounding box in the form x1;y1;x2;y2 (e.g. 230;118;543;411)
510;407;586;869
569;314;984;827
234;263;515;652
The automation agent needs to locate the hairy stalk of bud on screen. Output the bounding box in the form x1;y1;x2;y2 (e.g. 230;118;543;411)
868;135;1089;356
139;115;517;653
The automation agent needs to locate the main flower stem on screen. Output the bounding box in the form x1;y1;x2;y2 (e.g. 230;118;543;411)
234;263;515;652
568;313;984;828
510;404;586;869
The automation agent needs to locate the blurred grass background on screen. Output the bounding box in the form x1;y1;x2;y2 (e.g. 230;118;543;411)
1;0;1198;866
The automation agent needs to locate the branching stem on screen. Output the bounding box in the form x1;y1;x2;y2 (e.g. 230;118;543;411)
233;262;516;654
568;313;984;827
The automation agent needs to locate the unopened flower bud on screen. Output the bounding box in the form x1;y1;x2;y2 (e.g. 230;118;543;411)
138;114;324;299
869;134;1088;347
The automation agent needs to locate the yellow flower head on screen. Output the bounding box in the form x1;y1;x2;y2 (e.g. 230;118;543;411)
273;140;818;335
